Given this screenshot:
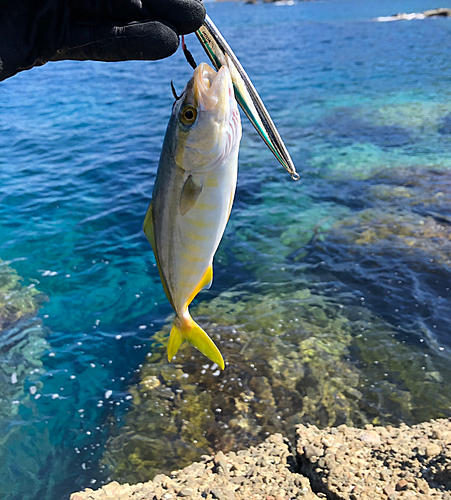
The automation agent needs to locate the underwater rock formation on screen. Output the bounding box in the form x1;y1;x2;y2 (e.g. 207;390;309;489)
301;168;451;349
103;282;451;483
0;259;47;425
103;167;451;484
0;260;49;498
0;259;43;331
103;288;365;483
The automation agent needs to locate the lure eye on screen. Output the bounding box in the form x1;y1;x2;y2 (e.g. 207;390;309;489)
180;105;197;126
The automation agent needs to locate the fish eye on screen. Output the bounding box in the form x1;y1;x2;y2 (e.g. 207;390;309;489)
180;105;197;126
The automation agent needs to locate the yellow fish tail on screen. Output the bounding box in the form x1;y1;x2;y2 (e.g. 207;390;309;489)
167;314;225;370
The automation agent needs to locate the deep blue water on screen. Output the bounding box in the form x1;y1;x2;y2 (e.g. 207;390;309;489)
2;0;451;498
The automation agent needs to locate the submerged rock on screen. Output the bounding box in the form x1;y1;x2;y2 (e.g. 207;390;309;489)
0;260;49;498
103;288;364;483
103;282;451;483
301;167;451;351
104;168;451;484
0;259;44;331
0;259;47;427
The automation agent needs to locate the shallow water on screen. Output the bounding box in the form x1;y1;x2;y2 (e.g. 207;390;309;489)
1;0;451;498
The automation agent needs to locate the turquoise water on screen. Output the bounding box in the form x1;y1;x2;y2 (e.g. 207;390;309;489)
2;0;451;498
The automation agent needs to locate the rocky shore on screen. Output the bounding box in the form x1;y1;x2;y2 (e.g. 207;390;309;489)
71;418;451;500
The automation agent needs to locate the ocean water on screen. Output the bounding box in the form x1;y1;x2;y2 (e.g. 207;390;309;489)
1;0;451;498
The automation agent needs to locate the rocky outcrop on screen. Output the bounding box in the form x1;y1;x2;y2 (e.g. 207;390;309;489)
72;433;320;500
423;8;451;17
377;8;451;21
72;418;451;500
296;419;451;500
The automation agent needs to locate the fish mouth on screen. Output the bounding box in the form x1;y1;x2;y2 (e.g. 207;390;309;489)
193;63;233;113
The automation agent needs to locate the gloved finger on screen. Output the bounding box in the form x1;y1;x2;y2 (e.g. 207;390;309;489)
51;20;179;62
137;0;206;35
70;0;206;35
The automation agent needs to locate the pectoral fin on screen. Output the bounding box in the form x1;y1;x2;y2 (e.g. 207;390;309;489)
180;175;203;215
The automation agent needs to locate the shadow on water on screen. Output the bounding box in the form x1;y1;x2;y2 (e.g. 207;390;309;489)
318;108;413;149
438;114;451;135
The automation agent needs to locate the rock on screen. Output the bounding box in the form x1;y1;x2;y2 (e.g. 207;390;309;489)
0;261;49;498
214;451;229;478
423;8;451;17
0;259;45;331
210;488;233;500
102;481;121;495
303;445;323;459
376;8;451;21
359;431;381;446
72;433;319;499
396;479;408;491
426;443;442;457
296;419;451;500
179;488;193;497
383;485;395;496
71;418;451;500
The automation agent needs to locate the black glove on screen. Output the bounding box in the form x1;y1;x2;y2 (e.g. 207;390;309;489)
0;0;206;81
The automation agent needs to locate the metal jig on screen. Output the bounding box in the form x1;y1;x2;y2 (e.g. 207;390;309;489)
195;15;299;181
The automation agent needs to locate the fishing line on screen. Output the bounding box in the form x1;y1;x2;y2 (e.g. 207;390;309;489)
181;35;197;70
171;80;181;101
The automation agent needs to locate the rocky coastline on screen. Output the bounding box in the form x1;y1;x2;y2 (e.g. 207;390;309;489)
71;417;451;500
377;8;451;21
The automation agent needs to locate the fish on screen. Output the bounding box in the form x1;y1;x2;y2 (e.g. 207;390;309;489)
143;63;242;370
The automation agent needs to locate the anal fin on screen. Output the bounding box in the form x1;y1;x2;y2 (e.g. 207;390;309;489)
184;264;213;310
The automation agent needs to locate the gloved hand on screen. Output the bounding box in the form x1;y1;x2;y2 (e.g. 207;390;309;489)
0;0;206;81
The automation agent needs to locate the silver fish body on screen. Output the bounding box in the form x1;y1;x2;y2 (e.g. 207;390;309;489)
144;63;242;369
